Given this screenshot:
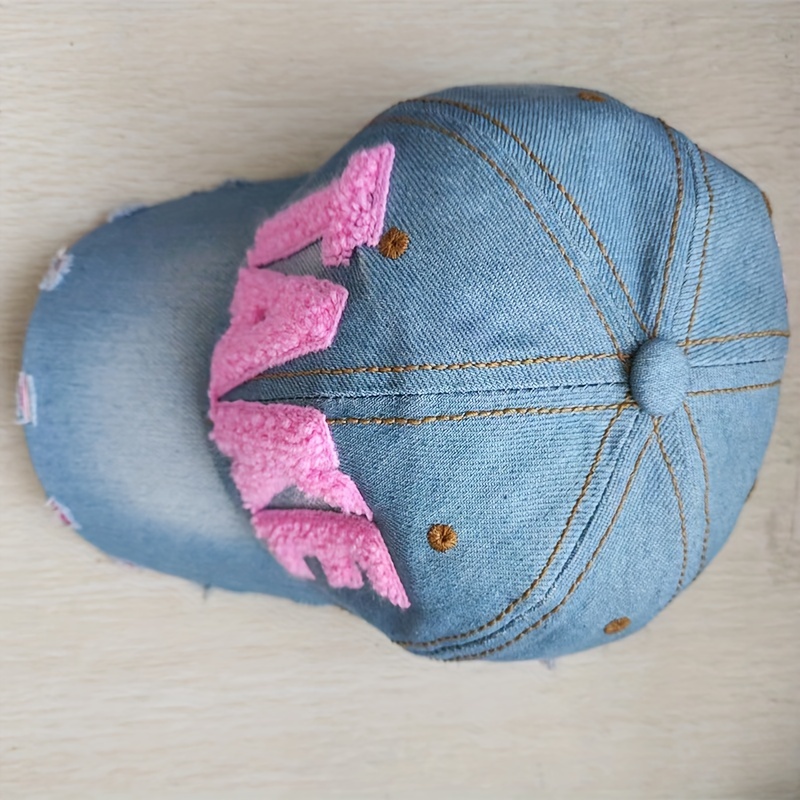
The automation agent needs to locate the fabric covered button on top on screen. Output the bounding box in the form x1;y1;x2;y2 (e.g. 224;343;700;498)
630;338;690;416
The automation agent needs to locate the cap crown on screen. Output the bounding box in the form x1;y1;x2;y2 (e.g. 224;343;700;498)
234;85;788;660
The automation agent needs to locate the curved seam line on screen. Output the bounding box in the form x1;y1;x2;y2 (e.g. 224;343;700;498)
654;418;689;594
379;115;624;358
684;148;714;346
255;352;624;379
397;405;627;649
403;96;650;337
683;402;711;572
687;380;781;397
653;121;685;337
445;431;655;661
326;401;633;426
685;330;789;348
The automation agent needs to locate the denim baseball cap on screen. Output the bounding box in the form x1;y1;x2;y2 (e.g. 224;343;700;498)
20;85;788;661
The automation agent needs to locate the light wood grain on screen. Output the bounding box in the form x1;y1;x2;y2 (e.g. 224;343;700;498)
1;2;798;798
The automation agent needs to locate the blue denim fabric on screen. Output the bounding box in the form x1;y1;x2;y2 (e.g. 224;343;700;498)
22;85;788;661
23;179;326;605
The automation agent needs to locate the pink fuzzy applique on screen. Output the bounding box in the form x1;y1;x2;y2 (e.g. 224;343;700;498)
253;509;409;609
211;400;371;519
209;268;348;401
207;144;409;608
247;143;395;268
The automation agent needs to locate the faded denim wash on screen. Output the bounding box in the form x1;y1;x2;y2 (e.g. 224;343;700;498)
22;85;788;661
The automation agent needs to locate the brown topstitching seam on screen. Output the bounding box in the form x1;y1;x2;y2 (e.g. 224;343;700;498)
327;401;632;427
683;402;711;573
380;115;624;359
445;431;655;661
256;352;622;380
684;330;789;348
396;404;627;649
686;380;781;397
254;330;788;383
684;148;714;346
653;120;685;337
406;96;650;337
654;418;689;595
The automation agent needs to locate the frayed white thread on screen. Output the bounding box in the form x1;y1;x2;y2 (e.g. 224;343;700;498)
106;203;147;222
15;372;37;426
39;248;74;291
45;497;81;530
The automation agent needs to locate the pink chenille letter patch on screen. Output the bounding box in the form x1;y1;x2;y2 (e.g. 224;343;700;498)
208;144;409;608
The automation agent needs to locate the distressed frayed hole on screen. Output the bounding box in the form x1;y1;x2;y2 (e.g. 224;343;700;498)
107;202;147;222
39;247;74;291
45;497;81;530
15;372;37;426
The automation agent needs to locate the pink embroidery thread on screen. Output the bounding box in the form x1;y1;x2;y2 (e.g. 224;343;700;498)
15;372;36;426
247;143;395;268
46;497;80;530
253;509;410;609
208;143;408;607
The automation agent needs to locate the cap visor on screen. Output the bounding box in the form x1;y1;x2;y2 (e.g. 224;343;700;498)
22;177;327;604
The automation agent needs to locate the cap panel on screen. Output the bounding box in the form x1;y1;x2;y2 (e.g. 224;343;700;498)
491;418;687;662
688;358;785;394
419;414;670;661
425;382;780;662
248;111;636;386
674;149;788;359
403;85;697;341
316;404;639;644
22;178;326;602
684;385;781;567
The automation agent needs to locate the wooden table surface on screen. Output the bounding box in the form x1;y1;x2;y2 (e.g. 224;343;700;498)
1;2;798;797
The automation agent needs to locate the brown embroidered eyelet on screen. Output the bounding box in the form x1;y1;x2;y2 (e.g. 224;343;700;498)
378;226;409;259
577;90;606;103
427;523;457;552
603;617;631;635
